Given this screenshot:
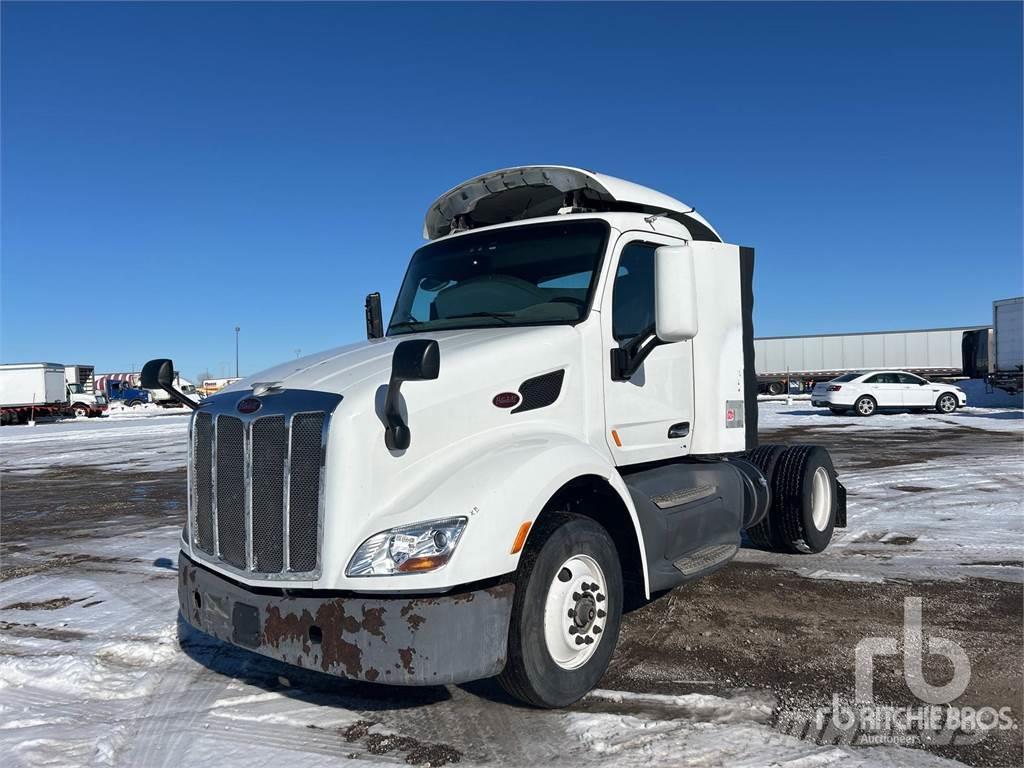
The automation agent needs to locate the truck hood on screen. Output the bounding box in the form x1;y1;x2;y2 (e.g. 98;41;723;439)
220;325;580;401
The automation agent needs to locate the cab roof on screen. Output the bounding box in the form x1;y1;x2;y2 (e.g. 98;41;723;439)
424;165;721;242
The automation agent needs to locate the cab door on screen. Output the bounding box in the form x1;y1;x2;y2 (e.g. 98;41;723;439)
600;233;694;465
863;372;903;406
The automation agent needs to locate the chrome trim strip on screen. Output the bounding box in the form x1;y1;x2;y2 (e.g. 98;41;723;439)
244;419;254;571
211;414;220;557
282;413;293;573
185;412;195;559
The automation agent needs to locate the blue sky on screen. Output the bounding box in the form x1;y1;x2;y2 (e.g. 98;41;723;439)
2;1;1021;381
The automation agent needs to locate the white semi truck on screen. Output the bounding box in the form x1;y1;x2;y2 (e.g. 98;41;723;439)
64;364;108;417
145;166;847;707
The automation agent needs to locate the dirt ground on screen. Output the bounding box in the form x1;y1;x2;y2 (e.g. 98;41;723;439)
2;423;1021;767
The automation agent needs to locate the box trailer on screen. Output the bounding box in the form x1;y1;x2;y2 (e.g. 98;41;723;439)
0;363;69;424
754;326;987;394
961;298;1023;394
141;165;848;708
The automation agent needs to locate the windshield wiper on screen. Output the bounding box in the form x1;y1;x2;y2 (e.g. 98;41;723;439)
387;320;425;333
442;311;515;325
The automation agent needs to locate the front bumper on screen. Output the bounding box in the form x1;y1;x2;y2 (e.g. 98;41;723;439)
178;552;515;685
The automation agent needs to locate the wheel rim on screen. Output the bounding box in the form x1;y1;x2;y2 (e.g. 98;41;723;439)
810;466;832;531
940;395;955;412
858;398;874;415
74;408;87;417
544;554;608;670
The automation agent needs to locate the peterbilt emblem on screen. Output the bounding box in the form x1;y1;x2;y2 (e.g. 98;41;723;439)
493;392;521;409
237;397;262;414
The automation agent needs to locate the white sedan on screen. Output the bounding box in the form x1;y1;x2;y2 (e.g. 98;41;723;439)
810;371;967;416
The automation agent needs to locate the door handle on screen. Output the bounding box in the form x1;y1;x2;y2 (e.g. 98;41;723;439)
668;422;690;439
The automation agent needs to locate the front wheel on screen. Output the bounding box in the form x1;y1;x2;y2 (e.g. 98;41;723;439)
936;393;958;414
127;400;143;408
498;513;623;708
72;404;89;418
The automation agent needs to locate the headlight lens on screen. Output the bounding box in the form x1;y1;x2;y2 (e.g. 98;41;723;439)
346;517;467;577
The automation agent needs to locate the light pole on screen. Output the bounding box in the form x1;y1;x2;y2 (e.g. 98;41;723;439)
234;326;240;377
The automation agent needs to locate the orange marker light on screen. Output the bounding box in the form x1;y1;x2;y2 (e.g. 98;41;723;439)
611;429;622;447
510;521;532;554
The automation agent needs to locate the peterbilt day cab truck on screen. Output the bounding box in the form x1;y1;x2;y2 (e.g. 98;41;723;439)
145;166;847;707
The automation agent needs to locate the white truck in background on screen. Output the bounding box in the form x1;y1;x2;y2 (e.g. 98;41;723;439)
144;166;847;708
962;297;1023;395
0;363;69;425
64;364;108;417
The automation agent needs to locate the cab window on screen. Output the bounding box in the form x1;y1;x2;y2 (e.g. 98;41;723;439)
865;373;899;384
612;242;658;341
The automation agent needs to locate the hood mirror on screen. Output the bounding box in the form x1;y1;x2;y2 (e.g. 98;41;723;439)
383;339;440;450
141;358;199;410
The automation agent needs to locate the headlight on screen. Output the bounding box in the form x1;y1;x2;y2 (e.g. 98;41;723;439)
346;517;467;577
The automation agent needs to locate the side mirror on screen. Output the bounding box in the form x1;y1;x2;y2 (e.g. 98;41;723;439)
654;244;699;342
141;358;199;410
383;339;440;450
365;292;384;340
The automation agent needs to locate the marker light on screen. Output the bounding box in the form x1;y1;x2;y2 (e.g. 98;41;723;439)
346;517;467;576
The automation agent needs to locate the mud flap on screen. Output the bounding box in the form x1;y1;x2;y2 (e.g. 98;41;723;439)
835;479;848;528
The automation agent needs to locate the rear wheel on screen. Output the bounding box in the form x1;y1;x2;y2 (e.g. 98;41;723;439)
772;446;837;553
499;513;623;708
936;393;958;414
767;381;784;396
854;395;876;417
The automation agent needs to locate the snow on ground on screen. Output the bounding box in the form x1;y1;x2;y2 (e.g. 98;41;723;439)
758;400;1023;433
0;523;968;768
0;407;189;474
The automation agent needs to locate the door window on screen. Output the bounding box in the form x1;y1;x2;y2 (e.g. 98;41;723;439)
897;373;926;385
612;242;658;341
864;373;899;384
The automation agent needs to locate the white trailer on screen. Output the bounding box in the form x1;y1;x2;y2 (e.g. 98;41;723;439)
0;363;69;425
754;326;986;394
143;165;848;708
990;297;1023;394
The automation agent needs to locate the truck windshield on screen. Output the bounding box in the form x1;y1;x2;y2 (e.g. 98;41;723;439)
67;383;85;394
388;220;609;335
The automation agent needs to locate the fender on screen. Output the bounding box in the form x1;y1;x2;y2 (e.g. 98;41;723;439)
325;429;651;595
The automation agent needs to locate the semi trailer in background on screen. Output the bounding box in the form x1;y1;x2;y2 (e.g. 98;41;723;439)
0;363;69;424
962;297;1023;395
64;364;108;417
754;326;986;394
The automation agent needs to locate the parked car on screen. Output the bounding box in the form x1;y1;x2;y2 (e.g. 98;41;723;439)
811;371;966;416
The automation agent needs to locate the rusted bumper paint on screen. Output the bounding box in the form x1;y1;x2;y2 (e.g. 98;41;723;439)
178;553;515;685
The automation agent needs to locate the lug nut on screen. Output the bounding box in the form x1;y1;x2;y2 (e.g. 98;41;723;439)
593;625;602;634
596;593;605;602
572;592;581;601
597;609;606;618
590;583;599;591
581;584;591;593
569;626;578;635
584;636;594;644
567;609;575;618
575;636;585;645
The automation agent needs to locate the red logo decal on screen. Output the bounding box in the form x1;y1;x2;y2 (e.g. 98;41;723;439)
726;408;735;422
493;392;521;409
237;397;262;414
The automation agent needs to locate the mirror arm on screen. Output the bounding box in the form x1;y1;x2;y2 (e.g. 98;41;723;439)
383;375;410;450
162;383;200;411
611;323;666;381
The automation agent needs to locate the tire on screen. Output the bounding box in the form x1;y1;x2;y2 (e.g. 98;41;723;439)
72;403;89;418
771;445;837;554
127;400;143;408
854;395;876;417
498;513;623;708
743;444;787;549
767;381;784;396
936;393;958;414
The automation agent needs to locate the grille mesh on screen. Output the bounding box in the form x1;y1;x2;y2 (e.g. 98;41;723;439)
250;416;286;573
193;412;215;554
288;412;324;572
215;416;247;568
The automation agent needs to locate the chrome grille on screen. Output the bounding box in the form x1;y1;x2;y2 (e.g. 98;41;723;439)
189;390;340;580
